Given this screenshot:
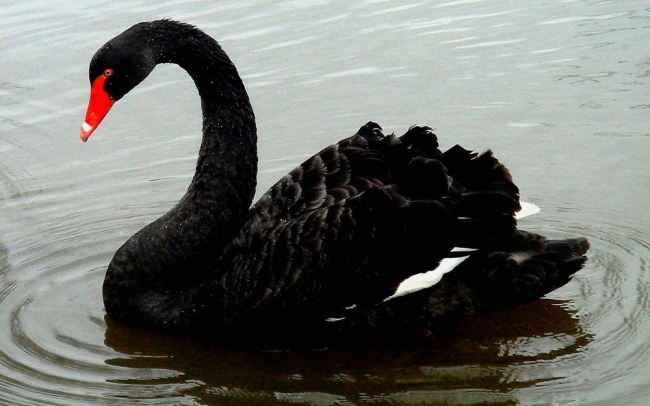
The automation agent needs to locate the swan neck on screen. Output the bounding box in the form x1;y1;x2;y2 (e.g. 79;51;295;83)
151;21;258;229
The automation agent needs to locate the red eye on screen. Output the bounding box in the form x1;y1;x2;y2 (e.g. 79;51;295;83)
103;69;114;77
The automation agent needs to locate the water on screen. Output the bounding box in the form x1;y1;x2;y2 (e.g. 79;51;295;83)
1;1;649;404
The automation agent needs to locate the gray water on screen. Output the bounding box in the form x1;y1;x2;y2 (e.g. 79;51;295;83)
1;1;649;405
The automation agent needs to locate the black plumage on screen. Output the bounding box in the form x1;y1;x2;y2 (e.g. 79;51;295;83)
80;20;589;341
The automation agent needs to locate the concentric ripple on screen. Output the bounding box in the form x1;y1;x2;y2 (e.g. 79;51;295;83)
509;207;650;405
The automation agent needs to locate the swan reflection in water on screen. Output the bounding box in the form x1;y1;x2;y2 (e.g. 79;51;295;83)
103;299;591;405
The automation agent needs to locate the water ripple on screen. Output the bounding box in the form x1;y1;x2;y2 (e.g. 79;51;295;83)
7;198;650;404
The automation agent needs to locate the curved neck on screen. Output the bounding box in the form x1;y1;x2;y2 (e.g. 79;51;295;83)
150;21;258;245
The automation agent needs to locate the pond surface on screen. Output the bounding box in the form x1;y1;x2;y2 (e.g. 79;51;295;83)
1;1;650;405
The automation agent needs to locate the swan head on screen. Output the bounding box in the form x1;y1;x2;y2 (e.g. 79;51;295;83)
80;22;157;141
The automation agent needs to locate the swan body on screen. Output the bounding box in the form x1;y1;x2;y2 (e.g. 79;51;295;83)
81;20;589;340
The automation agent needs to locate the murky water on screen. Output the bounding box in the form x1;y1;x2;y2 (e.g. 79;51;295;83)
1;1;649;405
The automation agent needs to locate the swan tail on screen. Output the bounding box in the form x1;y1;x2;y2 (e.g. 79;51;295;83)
420;232;590;318
341;233;589;336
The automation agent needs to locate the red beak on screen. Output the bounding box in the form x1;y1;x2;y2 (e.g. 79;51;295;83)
80;75;114;142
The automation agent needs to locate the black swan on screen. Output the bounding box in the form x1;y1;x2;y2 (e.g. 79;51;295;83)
80;20;589;341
